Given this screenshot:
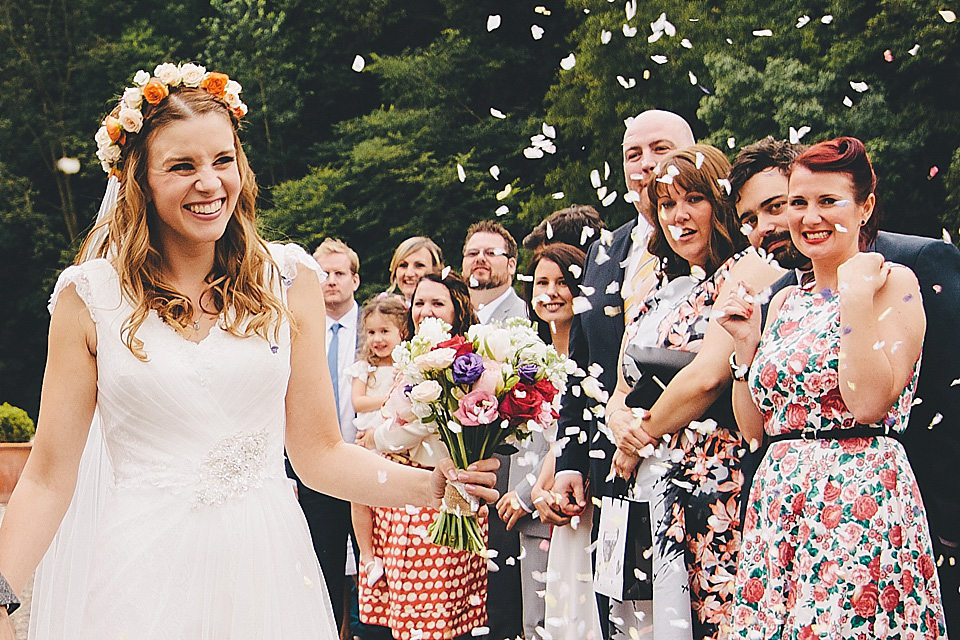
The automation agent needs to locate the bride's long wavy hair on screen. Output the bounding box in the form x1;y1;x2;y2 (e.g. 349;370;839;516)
79;87;289;360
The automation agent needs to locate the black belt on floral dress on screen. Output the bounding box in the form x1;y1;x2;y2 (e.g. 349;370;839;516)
766;425;898;444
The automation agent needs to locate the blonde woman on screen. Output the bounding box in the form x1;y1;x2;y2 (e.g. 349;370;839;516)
387;236;444;303
0;64;497;640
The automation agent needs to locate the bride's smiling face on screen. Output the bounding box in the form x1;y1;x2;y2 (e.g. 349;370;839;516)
146;112;241;250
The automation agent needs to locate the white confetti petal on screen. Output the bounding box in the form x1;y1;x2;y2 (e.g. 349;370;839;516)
604;162;611;179
617;75;637;89
560;53;577;70
351;55;365;72
835;223;848;233
542;123;556;138
681;38;693;48
495;205;509;217
625;0;637;21
648;30;664;44
688;71;698;85
531;24;544;40
590;169;602;188
490;107;507;119
908;44;920;56
601;29;612;44
850;81;869;92
943;228;953;244
717;178;732;194
572;297;593;315
602;191;618;207
535;6;550;15
546;221;554;239
727;137;736;149
524;147;545;159
441;266;451;279
552;191;564;199
486;14;501;31
753;29;773;37
695;151;705;168
568;264;582;278
489;165;500;180
623;24;638;37
940;10;957;22
624;190;640;203
740;223;754;236
457;163;466;182
377;470;388;483
651;54;668;64
821;14;833;24
796;15;811;28
667;225;684;240
496;184;512;200
843;96;854;107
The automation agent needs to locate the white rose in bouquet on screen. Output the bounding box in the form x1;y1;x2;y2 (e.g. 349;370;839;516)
410;380;443;403
417;316;452;347
415;348;457;372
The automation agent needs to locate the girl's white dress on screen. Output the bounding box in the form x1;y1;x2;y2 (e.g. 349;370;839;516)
30;244;339;639
345;362;397;435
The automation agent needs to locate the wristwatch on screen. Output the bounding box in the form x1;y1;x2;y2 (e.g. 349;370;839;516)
0;573;19;615
729;351;751;382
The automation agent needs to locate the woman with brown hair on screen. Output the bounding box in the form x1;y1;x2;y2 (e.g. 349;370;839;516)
603;145;781;639
0;64;497;640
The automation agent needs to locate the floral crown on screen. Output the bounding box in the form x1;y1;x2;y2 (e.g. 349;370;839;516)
94;63;248;174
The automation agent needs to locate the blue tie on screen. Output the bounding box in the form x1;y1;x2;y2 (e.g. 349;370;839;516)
328;322;342;412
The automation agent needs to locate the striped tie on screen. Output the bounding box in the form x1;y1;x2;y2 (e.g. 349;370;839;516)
622;249;659;325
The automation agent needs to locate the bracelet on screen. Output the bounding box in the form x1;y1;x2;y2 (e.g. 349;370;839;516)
729;351;751;383
0;572;19;615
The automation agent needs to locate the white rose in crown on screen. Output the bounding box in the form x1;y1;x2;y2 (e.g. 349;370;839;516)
117;107;143;134
122;87;142;109
133;69;150;86
224;91;242;108
410;380;443;403
225;79;243;95
153;63;181;86
415;348;457;372
179;63;206;87
96;144;121;163
94;126;111;148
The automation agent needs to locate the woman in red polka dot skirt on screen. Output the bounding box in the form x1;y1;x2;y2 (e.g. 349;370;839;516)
358;273;487;640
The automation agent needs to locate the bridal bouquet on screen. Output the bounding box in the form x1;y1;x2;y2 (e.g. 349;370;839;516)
391;316;570;554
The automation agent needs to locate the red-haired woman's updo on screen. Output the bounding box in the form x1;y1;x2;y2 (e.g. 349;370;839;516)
790;136;878;248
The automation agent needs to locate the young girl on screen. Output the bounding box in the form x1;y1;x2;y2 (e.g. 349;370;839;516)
347;295;407;586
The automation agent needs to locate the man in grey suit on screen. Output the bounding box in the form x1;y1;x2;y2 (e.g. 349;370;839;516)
462;220;540;639
548;110;695;638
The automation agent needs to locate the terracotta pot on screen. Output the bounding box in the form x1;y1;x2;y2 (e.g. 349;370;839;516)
0;442;32;503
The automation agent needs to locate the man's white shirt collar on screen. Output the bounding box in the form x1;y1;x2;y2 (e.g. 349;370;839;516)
476;287;514;324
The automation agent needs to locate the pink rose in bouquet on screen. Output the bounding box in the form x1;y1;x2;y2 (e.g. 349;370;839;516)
473;360;502;394
453;390;499;426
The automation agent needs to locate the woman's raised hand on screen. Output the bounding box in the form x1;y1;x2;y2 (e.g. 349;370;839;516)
716;281;762;355
837;251;889;303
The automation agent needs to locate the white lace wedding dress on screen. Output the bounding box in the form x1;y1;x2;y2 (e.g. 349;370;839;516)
30;244;339;639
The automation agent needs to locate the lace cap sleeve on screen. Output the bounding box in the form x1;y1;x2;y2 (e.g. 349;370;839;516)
47;259;117;322
270;242;327;287
345;360;374;380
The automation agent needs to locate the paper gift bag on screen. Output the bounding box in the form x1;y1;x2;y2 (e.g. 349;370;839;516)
593;495;653;602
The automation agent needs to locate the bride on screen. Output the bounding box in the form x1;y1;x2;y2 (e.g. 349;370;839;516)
0;63;498;639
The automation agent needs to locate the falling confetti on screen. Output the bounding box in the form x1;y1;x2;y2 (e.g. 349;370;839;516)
789;125;811;143
489;165;500;180
943;229;953;244
351;55;365;72
590;169;602;188
601;29;612;44
495;205;509;217
727;137;736;149
835;223;848;233
534;6;551;15
908;43;920;55
651;55;669;64
850;81;869;92
695;151;705;168
531;24;544;40
821;15;834;23
486;15;501;31
717;178;732;194
689;71;698;85
623;24;638;37
457;163;466;182
496;184;513;200
940;9;957;22
441;266;451;279
625;0;637;21
884;49;894;62
796;15;811;28
560;53;577;70
753;29;773;37
490;107;507;119
552;191;564;199
843;96;854;107
542;123;556;138
929;166;939;179
617;75;637;89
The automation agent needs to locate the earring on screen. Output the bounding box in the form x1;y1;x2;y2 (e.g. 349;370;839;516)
859;219;867;226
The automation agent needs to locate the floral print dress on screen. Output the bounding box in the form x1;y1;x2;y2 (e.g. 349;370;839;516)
615;254;744;640
731;284;947;638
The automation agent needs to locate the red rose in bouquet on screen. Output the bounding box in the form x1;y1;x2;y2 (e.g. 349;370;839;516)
500;382;546;426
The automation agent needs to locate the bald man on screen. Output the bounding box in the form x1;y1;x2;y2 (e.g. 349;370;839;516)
543;110;695;638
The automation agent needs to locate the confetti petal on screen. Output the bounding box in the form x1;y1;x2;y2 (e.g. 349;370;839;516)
753;29;773;37
351;55;365;72
908;44;920;56
457;163;466;182
939;10;957;23
689;71;698;85
796;15;811;28
560;53;577;70
542;123;556;138
590;169;602;188
496;184;513;200
489;165;500;180
486;14;501;31
850;81;869;92
717;178;732;194
617;75;637;89
695;151;705;168
601;29;612;44
681;38;693;48
531;24;544;40
929;166;939;179
495;205;509;217
651;55;668;64
552;191;564;199
490;107;507;119
884;49;894;62
623;24;638;37
843;96;854;107
821;14;834;24
727;137;736;149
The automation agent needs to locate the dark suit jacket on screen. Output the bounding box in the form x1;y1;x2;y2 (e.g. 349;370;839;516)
555;218;637;499
744;231;960;543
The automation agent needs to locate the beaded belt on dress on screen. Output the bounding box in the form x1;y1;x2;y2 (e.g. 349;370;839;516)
766;424;898;443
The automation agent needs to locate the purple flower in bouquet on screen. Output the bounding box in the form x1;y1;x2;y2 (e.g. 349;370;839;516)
517;363;540;384
452;352;485;385
453;390;499;426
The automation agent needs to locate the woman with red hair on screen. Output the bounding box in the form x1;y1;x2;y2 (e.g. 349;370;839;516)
718;137;946;637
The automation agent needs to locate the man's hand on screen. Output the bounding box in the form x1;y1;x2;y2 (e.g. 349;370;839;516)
552;472;587;517
612;448;641;479
531;473;571;526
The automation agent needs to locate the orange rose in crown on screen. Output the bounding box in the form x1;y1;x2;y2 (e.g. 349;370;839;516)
201;72;230;97
141;79;169;105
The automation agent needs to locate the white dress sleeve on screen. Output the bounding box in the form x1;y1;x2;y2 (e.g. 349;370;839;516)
269;242;327;287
